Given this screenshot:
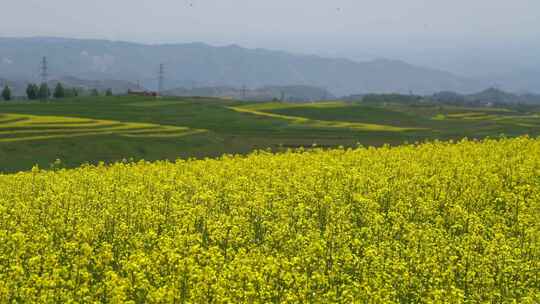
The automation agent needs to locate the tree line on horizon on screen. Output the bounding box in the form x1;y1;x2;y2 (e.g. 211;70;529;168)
1;83;113;101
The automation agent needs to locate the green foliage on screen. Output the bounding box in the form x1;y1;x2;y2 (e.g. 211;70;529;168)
53;82;65;99
1;85;11;101
26;84;39;100
38;83;51;100
105;88;113;96
0;138;538;302
90;88;100;96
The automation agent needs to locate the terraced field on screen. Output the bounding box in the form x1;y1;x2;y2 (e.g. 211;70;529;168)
0;113;205;143
247;101;540;137
229;102;422;132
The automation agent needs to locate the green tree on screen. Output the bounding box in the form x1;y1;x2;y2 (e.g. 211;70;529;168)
2;85;11;101
90;89;99;96
53;83;65;99
105;88;113;96
26;84;38;100
38;83;51;100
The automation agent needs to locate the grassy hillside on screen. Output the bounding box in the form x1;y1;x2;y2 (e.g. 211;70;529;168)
1;96;540;172
0;138;538;302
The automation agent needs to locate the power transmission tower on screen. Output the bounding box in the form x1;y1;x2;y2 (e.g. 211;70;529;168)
242;84;247;100
158;63;164;97
40;56;48;84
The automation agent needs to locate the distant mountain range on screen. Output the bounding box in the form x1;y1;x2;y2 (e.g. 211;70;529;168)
1;37;539;96
0;36;501;96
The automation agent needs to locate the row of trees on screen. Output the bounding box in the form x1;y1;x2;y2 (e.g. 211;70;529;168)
2;83;114;101
26;83;113;100
25;83;81;100
25;83;51;100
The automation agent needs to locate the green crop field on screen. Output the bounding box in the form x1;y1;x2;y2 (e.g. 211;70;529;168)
1;96;540;172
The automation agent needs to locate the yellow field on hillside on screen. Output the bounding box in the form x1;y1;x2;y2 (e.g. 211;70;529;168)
0;113;206;142
229;102;423;132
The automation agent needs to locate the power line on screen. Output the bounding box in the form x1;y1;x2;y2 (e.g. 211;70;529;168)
40;56;48;84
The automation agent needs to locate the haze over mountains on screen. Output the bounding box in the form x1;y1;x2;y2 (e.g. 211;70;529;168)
0;37;538;96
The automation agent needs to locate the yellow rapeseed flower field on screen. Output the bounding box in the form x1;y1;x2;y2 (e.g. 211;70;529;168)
0;137;539;303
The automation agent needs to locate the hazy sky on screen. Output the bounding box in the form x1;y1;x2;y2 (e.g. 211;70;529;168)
1;0;539;75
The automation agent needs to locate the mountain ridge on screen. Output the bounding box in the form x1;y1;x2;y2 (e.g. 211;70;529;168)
0;36;487;95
